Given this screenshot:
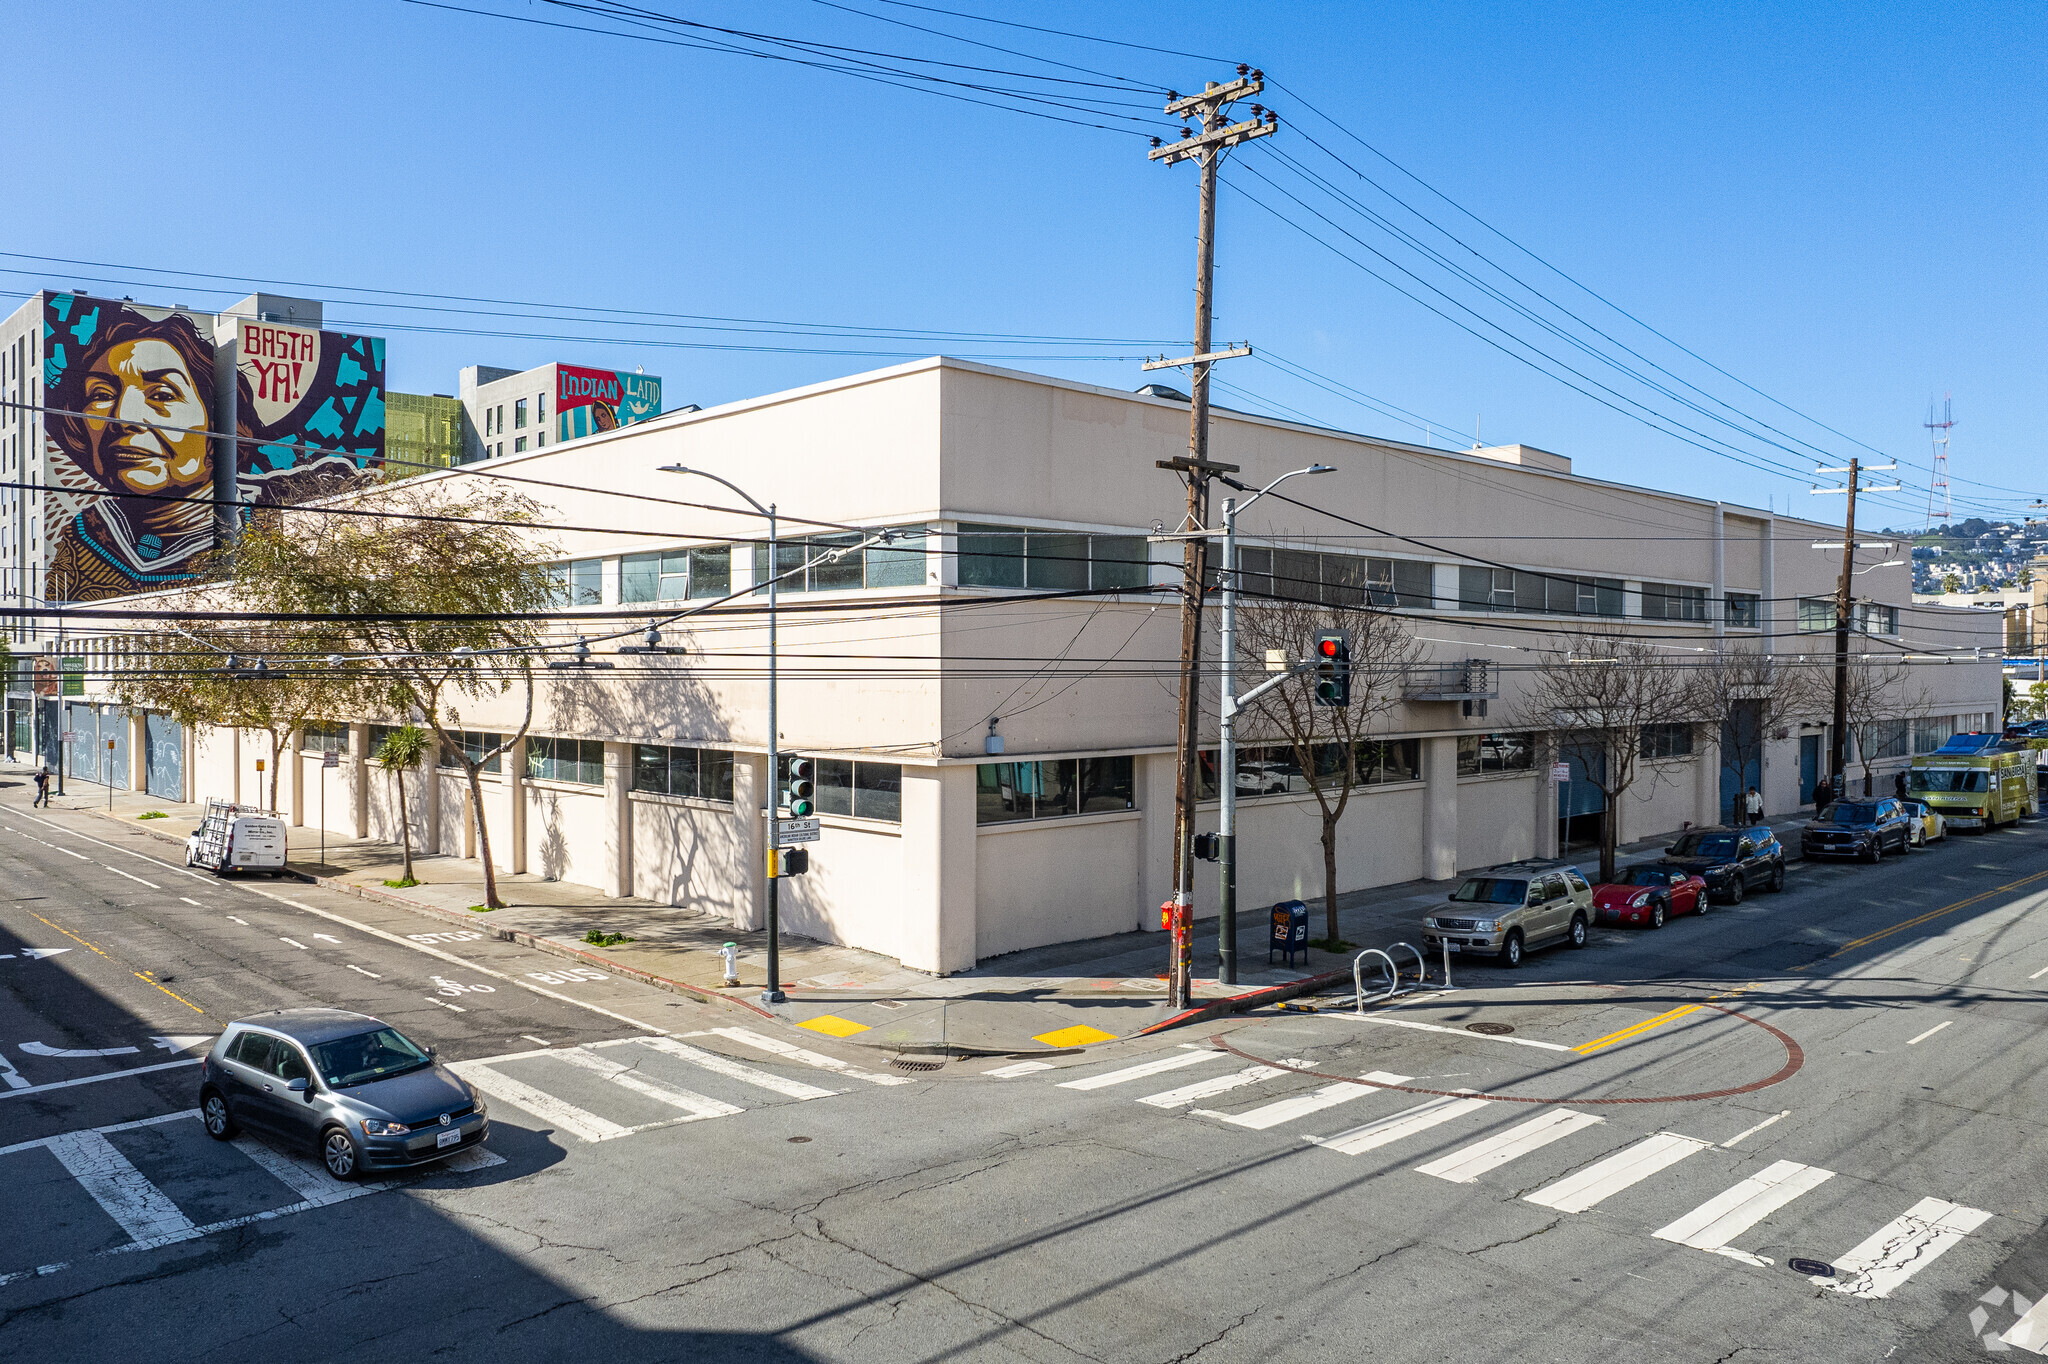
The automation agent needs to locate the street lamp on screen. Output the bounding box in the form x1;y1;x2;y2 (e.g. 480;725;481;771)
1215;463;1333;983
659;464;786;1005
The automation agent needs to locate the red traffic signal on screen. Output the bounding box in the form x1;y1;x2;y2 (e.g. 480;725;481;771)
1318;638;1340;657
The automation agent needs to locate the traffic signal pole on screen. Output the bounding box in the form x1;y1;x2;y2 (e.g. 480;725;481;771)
1811;458;1899;799
764;501;784;1005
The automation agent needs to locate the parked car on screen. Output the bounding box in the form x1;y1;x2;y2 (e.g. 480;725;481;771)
1900;799;1947;847
1421;862;1595;968
1592;865;1709;928
199;1009;488;1180
1658;826;1787;903
1800;799;1915;862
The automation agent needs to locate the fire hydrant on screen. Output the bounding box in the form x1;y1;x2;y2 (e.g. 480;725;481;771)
720;942;741;988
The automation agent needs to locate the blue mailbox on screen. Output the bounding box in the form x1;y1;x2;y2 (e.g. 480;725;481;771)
1269;900;1309;967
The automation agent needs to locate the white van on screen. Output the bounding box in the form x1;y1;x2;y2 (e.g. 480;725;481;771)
186;800;289;876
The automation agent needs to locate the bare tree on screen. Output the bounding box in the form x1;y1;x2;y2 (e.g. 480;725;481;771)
1232;595;1422;945
1516;631;1696;883
1839;652;1934;796
1685;646;1824;821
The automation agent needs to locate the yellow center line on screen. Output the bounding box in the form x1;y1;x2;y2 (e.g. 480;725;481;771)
17;907;207;1015
1790;867;2048;969
1573;1004;1701;1055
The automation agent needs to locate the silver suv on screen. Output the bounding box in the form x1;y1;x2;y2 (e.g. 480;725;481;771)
1421;863;1596;967
198;1009;488;1180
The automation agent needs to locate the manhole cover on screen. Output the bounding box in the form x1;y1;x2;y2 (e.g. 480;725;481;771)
1787;1258;1834;1278
1466;1022;1515;1036
891;1056;945;1072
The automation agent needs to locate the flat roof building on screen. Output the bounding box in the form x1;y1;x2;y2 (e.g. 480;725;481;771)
458;361;665;464
27;357;2004;974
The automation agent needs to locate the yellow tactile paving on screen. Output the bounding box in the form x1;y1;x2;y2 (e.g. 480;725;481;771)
797;1014;870;1038
1033;1024;1118;1048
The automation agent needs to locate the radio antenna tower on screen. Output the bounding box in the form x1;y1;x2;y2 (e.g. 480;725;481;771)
1923;393;1955;528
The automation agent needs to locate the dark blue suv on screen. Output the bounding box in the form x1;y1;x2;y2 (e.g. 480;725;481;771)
1658;826;1787;904
1801;798;1914;863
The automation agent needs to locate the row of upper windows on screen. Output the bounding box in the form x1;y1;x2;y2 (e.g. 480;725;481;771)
483;395;547;436
537;528;1794;627
1797;598;1900;636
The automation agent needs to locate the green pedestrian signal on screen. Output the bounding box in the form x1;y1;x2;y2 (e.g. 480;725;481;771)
1313;632;1350;707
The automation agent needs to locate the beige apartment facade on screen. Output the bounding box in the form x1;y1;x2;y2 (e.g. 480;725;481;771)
28;359;2004;974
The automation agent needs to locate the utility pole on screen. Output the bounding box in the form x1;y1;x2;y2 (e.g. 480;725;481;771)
1812;458;1900;797
1146;67;1275;1011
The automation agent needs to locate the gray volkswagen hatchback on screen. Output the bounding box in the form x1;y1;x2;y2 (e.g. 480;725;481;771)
198;1009;488;1179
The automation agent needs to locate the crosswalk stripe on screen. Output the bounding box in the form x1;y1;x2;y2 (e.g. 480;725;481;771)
984;1061;1056;1079
1307;1092;1490;1157
1525;1132;1713;1213
1417;1109;1605;1184
552;1047;746;1120
1058;1049;1226;1091
1652;1160;1835;1265
449;1061;633;1142
230;1135;395;1207
1201;1071;1411;1131
1137;1062;1298;1109
43;1130;200;1246
627;1036;838;1100
1999;1289;2048;1352
704;1027;913;1086
1817;1196;1994;1299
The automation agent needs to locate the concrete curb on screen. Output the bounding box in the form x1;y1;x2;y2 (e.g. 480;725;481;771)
89;807;780;1024
1136;967;1354;1035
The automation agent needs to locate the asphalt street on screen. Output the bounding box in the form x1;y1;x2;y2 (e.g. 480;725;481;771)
4;789;2048;1363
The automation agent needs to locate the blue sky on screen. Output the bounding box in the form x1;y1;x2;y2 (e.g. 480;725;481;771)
13;2;2042;529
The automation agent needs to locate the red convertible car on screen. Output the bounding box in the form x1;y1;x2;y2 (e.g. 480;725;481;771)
1592;865;1709;929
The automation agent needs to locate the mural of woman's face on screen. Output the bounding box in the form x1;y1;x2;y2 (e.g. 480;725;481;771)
81;339;211;495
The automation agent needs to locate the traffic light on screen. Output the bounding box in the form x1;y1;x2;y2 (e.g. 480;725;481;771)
786;757;814;817
1313;631;1351;706
1192;832;1221;862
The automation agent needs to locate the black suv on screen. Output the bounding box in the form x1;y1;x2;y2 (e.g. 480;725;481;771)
1800;798;1914;863
1658;826;1787;904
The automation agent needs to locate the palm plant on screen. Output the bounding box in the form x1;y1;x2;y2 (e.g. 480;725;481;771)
374;724;432;883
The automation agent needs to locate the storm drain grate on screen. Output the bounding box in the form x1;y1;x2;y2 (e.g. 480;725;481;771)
891;1056;945;1072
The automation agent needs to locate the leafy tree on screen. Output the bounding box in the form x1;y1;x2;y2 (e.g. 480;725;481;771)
114;558;366;817
374;723;432;883
1231;592;1421;944
1515;632;1696;883
1942;572;1963;594
236;483;558;908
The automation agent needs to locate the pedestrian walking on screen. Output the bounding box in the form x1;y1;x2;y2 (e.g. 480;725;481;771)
1812;777;1833;811
32;767;50;807
1744;786;1763;826
1893;770;1909;801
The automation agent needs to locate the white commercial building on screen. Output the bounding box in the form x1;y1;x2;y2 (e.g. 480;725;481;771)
24;359;2003;974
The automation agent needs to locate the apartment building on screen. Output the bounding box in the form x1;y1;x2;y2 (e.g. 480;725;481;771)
458;361;666;464
23;358;2003;974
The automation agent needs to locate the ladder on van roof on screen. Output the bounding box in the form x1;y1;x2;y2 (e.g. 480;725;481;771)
194;798;247;869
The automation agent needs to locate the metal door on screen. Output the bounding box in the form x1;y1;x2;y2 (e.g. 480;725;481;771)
65;702;97;784
1721;701;1760;822
145;713;184;800
1799;735;1821;804
101;708;129;791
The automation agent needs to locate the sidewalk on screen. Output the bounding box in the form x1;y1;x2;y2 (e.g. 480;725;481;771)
11;764;1806;1055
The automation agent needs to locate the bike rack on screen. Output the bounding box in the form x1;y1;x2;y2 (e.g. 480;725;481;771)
1352;949;1398;1014
1388;940;1429;989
